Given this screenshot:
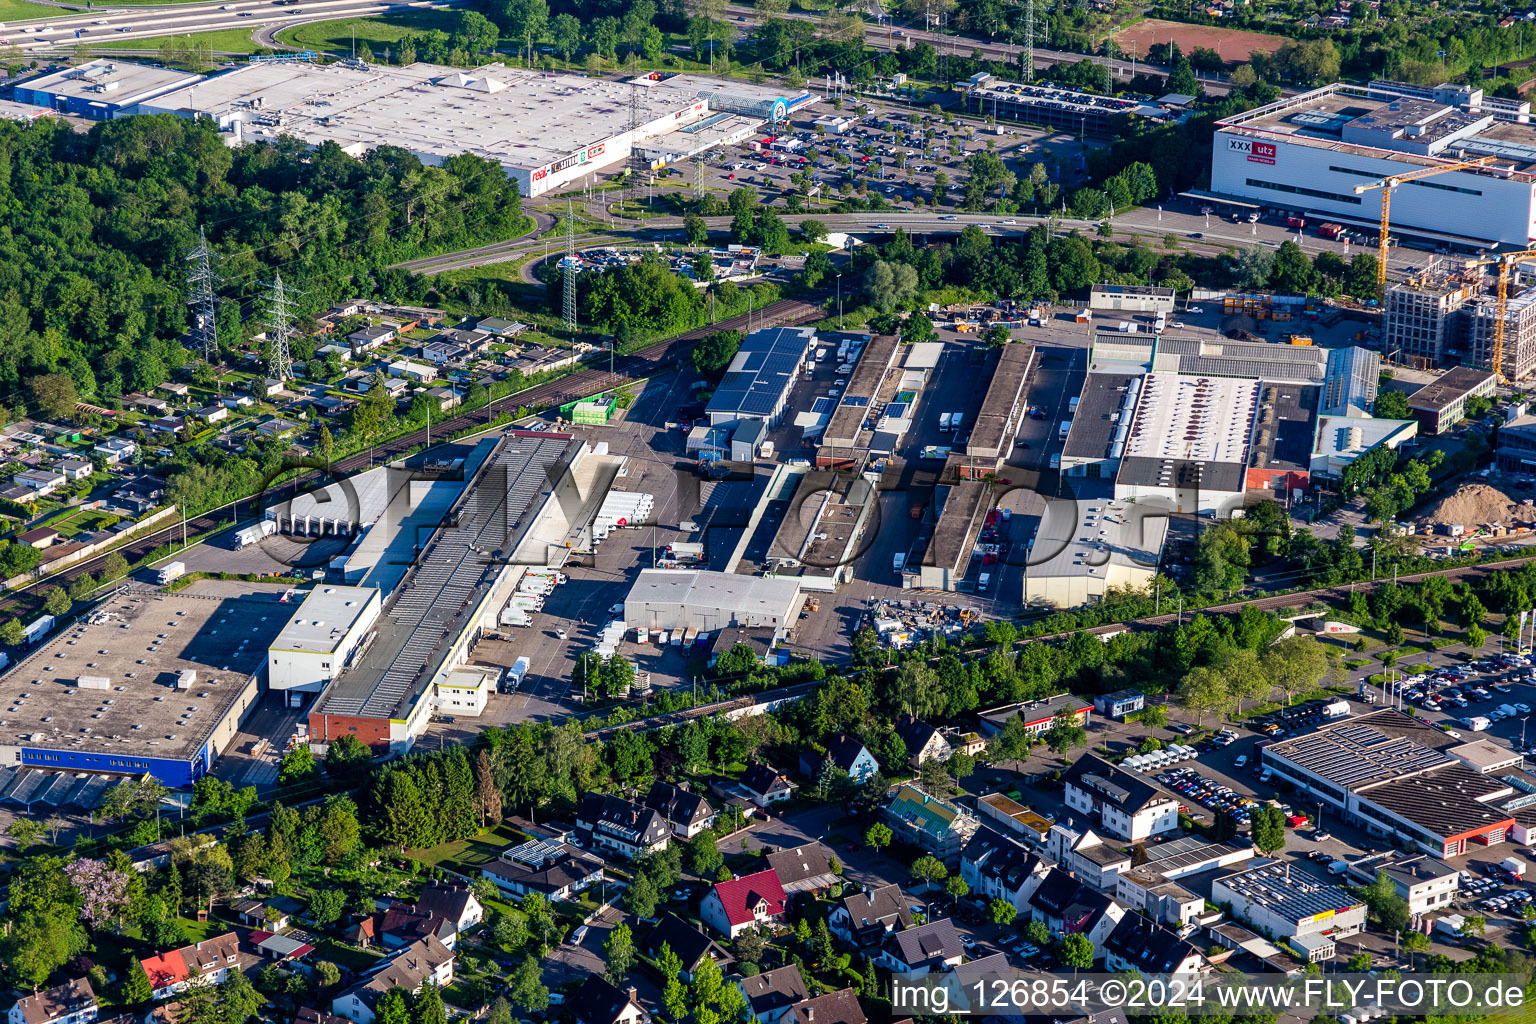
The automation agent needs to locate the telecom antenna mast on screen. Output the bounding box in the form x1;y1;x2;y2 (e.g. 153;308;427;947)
562;201;578;336
264;272;296;383
186;226;219;364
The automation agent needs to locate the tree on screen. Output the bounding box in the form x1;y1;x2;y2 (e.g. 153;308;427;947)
1025;920;1051;947
43;586;70;617
326;733;373;781
121;958;153;1005
1373;389;1411;420
691;329;743;374
1266;635;1332;705
474;749;503;828
279;743;318;786
688;832;723;877
7;818;45;850
314;961;342;991
414;984;447;1024
1235;245;1275;289
864;822;892;851
604;922;636;984
510;956;548;1013
689;955;747;1024
310;887;347;927
1167;54;1199;96
988;898;1017;925
1056;932;1094;974
910;855;948;886
1043;709;1087;757
1462;914;1486;937
29;374;78;422
625;871;658;920
799;219;827;243
1251;805;1286;853
0;618;22;646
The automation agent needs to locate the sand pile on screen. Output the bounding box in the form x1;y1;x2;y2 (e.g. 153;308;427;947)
1424;483;1517;526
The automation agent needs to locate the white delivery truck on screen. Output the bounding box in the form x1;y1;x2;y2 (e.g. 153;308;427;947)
1321;698;1351;719
504;656;531;693
939;412;953;431
1067;396;1080;416
893;552;906;573
1058;421;1071;439
978;573;991;592
1501;856;1527;879
155;561;186;585
1465;715;1492;732
1435;914;1467;937
234;520;277;548
1499;703;1520;717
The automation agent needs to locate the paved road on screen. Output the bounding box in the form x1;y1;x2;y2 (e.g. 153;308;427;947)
6;0;470;52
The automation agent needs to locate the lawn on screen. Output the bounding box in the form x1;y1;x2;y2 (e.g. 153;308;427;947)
91;28;264;55
0;0;70;21
314;938;386;972
406;823;524;871
274;9;463;55
44;508;119;538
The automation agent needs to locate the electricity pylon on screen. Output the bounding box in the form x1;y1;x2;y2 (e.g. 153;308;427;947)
264;273;297;382
186;226;219;364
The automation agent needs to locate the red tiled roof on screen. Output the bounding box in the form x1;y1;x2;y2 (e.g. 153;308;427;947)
712;868;786;926
140;950;189;991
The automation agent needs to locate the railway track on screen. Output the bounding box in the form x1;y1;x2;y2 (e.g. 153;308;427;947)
0;297;827;616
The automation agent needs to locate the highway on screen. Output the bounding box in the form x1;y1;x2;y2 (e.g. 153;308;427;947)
3;0;469;52
394;204;1425;282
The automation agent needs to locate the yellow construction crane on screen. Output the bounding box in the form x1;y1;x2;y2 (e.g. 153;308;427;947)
1455;247;1536;383
1352;156;1499;294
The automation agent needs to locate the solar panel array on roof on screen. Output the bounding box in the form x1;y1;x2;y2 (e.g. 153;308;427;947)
811;397;835;414
1267;722;1454;790
842;396;869;407
706;327;814;420
0;767;118;809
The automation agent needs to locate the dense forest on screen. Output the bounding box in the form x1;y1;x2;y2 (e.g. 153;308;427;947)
0;115;527;413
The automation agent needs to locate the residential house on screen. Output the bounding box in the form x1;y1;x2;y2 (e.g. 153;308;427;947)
348;326;396;351
421;342;467;366
575;792;671;859
786;991;864;1024
480;839;604;902
1027;868;1125;956
882;784;979;865
249;931;317;965
220;394;255;410
1062;754;1179;843
195;405;229;424
959;827;1053;913
799;734;879;784
263;379;286;397
740;965;808;1024
765;843;838;895
14;468;66;496
474;317;528;337
876;918;964;976
1046;825;1133;891
936;955;1014;1015
739;763;795;808
294;1009;350;1024
330;935;454;1024
415;883;483;932
8;978;98;1024
256;418;302;438
700;868;787;939
18;527;60;549
640;913;733;983
828;884;912;946
54;458;93;481
93;437;136;464
425;387;459;412
643;780;718;839
132;397;169;415
1093;689;1146;719
568;979;645;1024
139;933;242;1000
894;715;952;767
146;416;185;435
1114;868;1205;931
232;894;304;930
345;903;455;951
1102;914;1206;975
386;360;437;383
159;383;190;401
318;344;355;362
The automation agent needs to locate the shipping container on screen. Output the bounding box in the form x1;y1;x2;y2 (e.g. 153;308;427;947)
1287;215;1307;229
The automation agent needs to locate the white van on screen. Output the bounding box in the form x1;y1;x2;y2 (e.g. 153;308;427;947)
978;573;991;592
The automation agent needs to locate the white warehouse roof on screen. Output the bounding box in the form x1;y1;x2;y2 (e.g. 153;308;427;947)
624;569;801;628
270;586;380;655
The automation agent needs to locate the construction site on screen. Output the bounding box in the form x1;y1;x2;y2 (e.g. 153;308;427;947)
1381;258;1536;377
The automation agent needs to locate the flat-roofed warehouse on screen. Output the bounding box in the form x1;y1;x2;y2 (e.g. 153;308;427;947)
0;581;288;787
309;433;617;750
137;61;712;198
1210;81;1536;247
13;59;203;120
965;344;1036;465
1260;709;1518;858
1023;498;1169;608
266;585;382;693
704;326;817;430
623;569;803;634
